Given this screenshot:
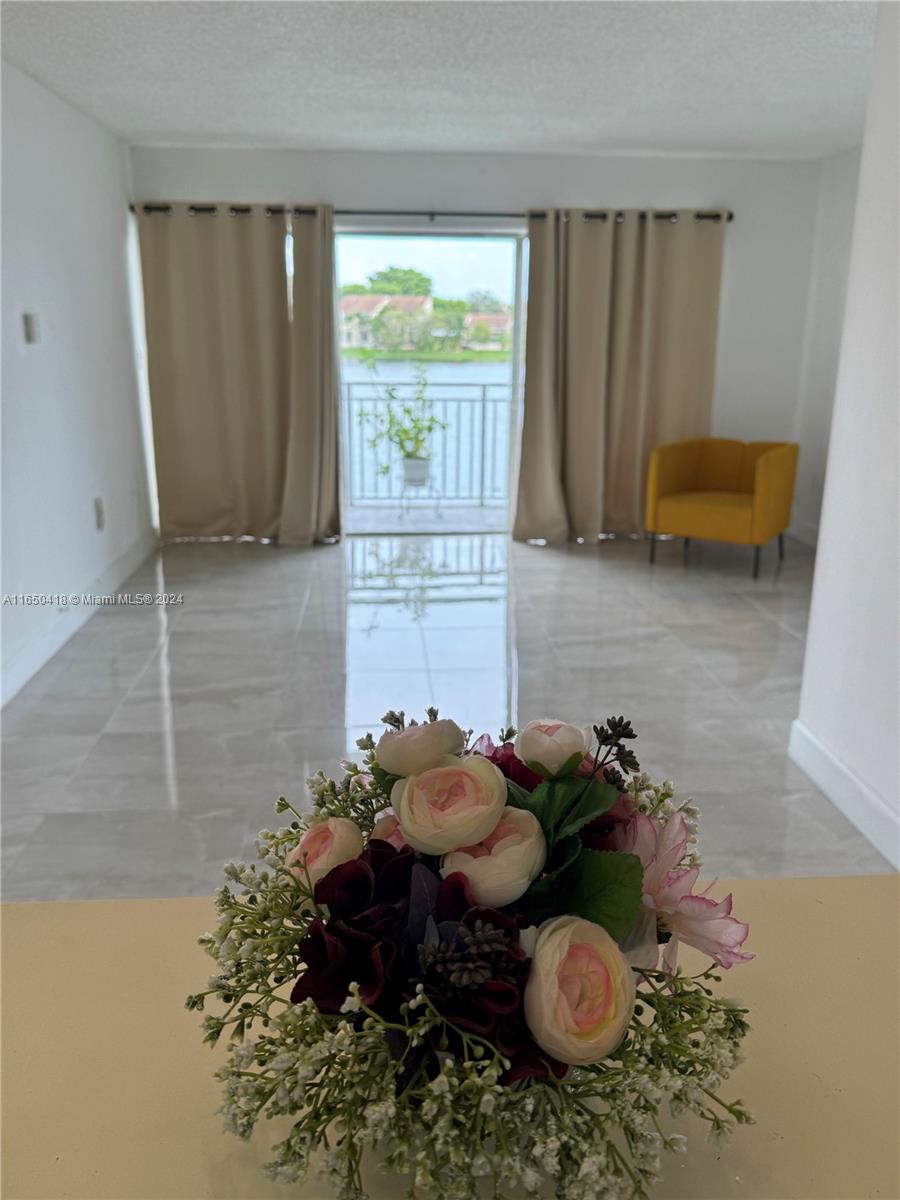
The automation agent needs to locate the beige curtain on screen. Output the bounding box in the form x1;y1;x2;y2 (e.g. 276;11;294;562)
136;202;341;544
279;207;341;545
137;204;290;539
514;208;727;541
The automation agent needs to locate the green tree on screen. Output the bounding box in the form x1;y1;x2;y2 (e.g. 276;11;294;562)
433;297;468;316
466;289;505;313
430;298;467;350
471;320;492;344
371;307;408;351
340;283;370;295
429;309;466;351
367;266;432;295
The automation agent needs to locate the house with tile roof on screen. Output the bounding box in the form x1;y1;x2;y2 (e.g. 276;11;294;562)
339;294;434;348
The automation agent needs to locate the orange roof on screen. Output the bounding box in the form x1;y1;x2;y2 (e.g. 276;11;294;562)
384;295;432;314
340;294;387;316
464;312;512;329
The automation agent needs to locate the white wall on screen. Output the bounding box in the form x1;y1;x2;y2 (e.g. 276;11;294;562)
790;3;899;868
2;64;155;702
130;145;827;501
793;149;861;542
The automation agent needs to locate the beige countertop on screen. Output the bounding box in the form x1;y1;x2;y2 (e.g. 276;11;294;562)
3;874;898;1200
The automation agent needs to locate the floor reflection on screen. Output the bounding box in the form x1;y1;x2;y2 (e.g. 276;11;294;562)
344;535;515;750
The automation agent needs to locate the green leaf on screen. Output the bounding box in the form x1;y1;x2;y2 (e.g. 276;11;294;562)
522;759;551;779
509;777;617;850
555;749;588;778
516;836;583;923
554;850;644;941
370;762;401;796
504;778;532;807
505;779;557;830
556;780;619;841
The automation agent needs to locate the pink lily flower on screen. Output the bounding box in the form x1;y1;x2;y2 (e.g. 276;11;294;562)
612;811;753;972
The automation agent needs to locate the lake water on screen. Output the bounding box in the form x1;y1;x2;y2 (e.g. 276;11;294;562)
340;357;513;388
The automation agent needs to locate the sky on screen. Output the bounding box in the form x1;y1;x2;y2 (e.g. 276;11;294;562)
335;235;517;303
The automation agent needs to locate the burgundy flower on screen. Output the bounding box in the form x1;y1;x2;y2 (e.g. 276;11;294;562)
470;734;543;792
580;789;636;851
435;870;478;922
290;917;389;1011
415;901;565;1083
294;844;419;1017
314;859;374;918
313;845;416;918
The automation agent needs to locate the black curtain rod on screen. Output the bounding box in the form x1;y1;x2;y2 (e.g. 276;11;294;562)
333;207;734;222
129;204;527;219
131;204;734;222
335;208;529;220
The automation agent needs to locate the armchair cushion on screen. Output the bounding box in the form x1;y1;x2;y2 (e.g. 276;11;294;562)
656;491;753;544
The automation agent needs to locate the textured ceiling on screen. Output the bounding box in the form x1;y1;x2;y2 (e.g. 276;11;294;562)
0;1;876;157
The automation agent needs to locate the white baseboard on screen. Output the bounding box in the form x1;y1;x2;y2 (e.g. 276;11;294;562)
1;531;159;706
789;719;900;869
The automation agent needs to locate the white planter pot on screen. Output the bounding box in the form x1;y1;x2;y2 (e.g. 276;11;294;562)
402;456;430;487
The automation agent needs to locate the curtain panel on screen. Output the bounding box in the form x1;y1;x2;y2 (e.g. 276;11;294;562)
136;203;340;545
513;209;727;542
279;207;341;546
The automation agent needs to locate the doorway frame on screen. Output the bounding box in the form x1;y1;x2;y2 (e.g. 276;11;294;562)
333;216;528;535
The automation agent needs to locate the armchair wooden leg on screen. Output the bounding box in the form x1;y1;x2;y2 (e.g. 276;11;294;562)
752;545;761;579
778;533;785;561
648;533;656;564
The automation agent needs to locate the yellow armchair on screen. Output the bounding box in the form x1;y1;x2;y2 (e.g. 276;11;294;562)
645;438;799;577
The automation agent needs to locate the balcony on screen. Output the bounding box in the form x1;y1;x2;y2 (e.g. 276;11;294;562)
341;376;514;534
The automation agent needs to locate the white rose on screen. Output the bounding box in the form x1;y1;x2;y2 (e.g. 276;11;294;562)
524;915;635;1065
440;807;546;907
375;719;466;777
514;719;590;778
392;754;507;855
285;817;363;889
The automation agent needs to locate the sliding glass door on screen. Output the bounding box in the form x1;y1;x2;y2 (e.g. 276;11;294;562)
334;223;527;534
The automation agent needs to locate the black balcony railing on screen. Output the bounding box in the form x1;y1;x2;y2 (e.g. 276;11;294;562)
342;380;512;507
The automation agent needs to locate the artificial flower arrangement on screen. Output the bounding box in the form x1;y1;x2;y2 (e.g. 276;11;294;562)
189;711;754;1200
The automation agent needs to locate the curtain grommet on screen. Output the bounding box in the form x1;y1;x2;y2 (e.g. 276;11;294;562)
615;212;625;223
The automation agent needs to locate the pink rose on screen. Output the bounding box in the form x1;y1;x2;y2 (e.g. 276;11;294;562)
285;817;363;889
441;806;547;907
391;754;507;854
370;810;410;851
515;720;590;778
375;719;465;777
524;915;635;1065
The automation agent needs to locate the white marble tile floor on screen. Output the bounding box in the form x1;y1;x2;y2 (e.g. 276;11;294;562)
1;533;892;900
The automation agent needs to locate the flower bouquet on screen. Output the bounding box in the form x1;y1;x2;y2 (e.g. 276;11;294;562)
190;711;753;1200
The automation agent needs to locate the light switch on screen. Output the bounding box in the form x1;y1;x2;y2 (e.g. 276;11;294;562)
22;312;40;344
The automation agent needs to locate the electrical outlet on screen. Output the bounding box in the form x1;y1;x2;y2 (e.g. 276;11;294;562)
94;497;105;531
